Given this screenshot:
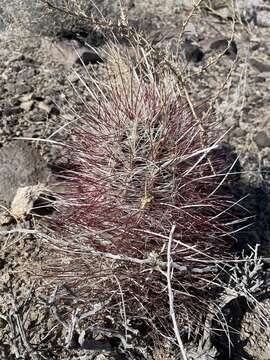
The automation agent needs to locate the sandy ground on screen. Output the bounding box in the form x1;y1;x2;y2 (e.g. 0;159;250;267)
0;1;270;359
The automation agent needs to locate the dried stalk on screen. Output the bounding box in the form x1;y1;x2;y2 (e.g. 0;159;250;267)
166;224;187;360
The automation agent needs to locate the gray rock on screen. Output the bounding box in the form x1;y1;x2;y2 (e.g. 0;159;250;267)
255;10;270;27
254;131;270;149
236;0;265;9
41;38;102;68
16;83;34;96
240;299;270;360
250;58;270;72
209;38;237;59
0;6;6;32
0;141;49;206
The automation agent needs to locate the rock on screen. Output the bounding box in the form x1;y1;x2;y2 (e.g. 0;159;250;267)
0;7;5;32
37;101;60;116
209;38;237;59
0;258;5;270
15;83;34;96
0;184;47;226
37;101;52;114
9;184;47;222
76;50;103;66
203;0;266;22
41;38;102;68
240;299;270;360
19;93;34;102
177;0;200;9
250;58;270;72
0;212;13;226
233;128;246;137
255;10;270;27
0;141;49;206
254;131;270;149
215;7;232;19
182;39;204;63
20;100;34;112
95;356;107;360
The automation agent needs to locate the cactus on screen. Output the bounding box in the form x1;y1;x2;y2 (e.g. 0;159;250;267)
43;44;243;340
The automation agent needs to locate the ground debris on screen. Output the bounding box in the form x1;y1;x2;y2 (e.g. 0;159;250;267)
0;184;48;226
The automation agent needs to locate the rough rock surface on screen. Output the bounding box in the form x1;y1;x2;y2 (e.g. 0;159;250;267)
240;299;270;360
0;141;49;206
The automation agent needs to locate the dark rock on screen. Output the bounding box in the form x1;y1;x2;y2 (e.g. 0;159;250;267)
254;131;270;149
33;95;45;102
57;27;105;48
50;106;60;116
76;50;103;65
56;29;89;43
0;257;6;270
209;38;237;59
182;39;204;63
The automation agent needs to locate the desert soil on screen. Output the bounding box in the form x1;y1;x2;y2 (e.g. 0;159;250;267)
0;1;270;359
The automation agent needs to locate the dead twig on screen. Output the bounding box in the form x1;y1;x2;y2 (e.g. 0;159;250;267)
166;224;188;360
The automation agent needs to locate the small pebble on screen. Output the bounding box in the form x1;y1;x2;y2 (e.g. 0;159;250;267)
254;131;270;149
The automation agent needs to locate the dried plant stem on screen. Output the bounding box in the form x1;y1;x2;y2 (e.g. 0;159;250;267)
42;232;218;274
167;224;187;360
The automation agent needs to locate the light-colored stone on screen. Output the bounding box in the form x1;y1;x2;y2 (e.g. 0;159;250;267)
41;38;101;68
20;100;34;112
37;101;52;114
10;184;47;221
